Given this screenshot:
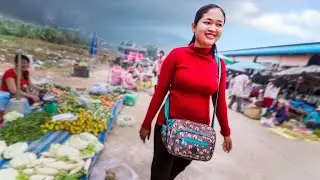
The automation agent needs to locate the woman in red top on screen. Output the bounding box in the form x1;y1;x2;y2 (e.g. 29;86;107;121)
139;4;232;180
1;54;44;104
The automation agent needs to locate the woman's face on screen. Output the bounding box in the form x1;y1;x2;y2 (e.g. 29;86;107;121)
21;59;30;71
277;102;284;108
192;8;225;48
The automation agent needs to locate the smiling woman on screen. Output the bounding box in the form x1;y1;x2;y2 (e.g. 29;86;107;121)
139;4;232;180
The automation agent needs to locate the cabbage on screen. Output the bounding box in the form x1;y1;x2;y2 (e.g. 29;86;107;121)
49;144;80;159
66;135;89;150
0;168;19;180
4;111;24;123
80;143;96;157
3;142;28;159
9;152;37;168
17;169;30;180
0;141;7;156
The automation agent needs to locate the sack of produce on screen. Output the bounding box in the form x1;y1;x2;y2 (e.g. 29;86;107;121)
89;83;109;95
89;158;138;180
111;66;123;86
77;95;94;109
244;107;262;120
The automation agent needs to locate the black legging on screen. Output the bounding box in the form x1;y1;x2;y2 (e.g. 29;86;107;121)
151;124;192;180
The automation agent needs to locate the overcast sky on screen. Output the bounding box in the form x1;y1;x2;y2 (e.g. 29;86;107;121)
0;0;319;52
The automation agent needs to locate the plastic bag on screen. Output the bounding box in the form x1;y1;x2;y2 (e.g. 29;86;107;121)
89;158;138;180
111;66;123;86
117;115;137;127
4;111;24;123
77;95;94;109
89;83;109;95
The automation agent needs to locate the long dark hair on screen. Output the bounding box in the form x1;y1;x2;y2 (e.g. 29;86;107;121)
189;4;226;57
14;54;30;80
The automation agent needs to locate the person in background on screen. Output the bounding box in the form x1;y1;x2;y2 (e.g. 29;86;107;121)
263;81;280;108
1;54;45;105
272;92;290;112
133;63;143;79
228;71;250;112
152;50;166;90
304;105;320;129
122;66;138;91
266;99;288;125
140;4;232;180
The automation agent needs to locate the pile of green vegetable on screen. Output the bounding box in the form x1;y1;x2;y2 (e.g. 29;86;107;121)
313;129;320;138
0;112;51;145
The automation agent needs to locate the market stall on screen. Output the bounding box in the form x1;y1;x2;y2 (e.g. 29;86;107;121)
257;65;320;141
0;83;124;180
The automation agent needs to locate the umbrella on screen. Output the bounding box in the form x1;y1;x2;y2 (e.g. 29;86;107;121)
217;54;236;65
230;62;265;70
226;64;245;72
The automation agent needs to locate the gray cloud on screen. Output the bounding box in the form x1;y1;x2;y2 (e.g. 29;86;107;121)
0;0;231;49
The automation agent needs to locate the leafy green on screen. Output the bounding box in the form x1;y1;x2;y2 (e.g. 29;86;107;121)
17;169;30;180
313;129;320;137
0;112;51;145
80;143;96;156
57;156;72;162
55;170;85;180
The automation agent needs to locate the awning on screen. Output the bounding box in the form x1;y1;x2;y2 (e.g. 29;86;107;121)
218;54;236;65
275;65;320;76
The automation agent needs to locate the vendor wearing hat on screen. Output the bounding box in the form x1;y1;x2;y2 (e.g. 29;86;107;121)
304;105;320;129
0;54;45;105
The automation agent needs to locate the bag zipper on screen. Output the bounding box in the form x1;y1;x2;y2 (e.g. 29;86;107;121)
181;137;209;147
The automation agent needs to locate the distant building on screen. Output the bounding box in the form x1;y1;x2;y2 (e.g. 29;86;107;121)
220;42;320;67
117;41;148;56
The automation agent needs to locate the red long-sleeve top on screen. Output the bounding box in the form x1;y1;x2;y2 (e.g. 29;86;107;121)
142;43;231;136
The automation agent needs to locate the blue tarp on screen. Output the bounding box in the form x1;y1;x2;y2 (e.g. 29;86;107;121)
0;99;123;180
290;100;315;113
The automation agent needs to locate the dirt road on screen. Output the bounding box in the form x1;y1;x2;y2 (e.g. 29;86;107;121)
100;92;320;180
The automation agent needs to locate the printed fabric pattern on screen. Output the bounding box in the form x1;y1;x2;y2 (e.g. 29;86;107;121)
161;119;216;161
161;55;221;161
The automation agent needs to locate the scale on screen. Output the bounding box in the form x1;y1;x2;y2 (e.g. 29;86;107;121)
6;53;31;114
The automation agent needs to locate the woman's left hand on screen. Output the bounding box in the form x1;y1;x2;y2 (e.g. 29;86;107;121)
223;136;232;153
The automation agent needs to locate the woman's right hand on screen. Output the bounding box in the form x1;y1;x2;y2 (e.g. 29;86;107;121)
139;127;151;143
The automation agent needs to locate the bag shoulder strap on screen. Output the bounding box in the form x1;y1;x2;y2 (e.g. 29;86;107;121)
211;55;222;128
164;55;222;127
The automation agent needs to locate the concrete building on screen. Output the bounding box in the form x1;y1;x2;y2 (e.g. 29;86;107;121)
220;42;320;67
117;41;148;56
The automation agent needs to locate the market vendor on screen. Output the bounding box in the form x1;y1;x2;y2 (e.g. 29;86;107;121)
122;66;138;91
263;82;280;108
0;54;46;105
263;99;288;126
272;92;290;112
133;63;143;79
304;105;320;129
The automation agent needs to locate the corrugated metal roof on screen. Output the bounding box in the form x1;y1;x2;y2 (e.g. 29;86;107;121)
220;42;320;56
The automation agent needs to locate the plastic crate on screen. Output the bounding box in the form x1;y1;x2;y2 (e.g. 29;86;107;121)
73;67;89;78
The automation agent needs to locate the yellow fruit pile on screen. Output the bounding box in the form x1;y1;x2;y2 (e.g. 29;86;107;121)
136;81;153;89
41;112;107;136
